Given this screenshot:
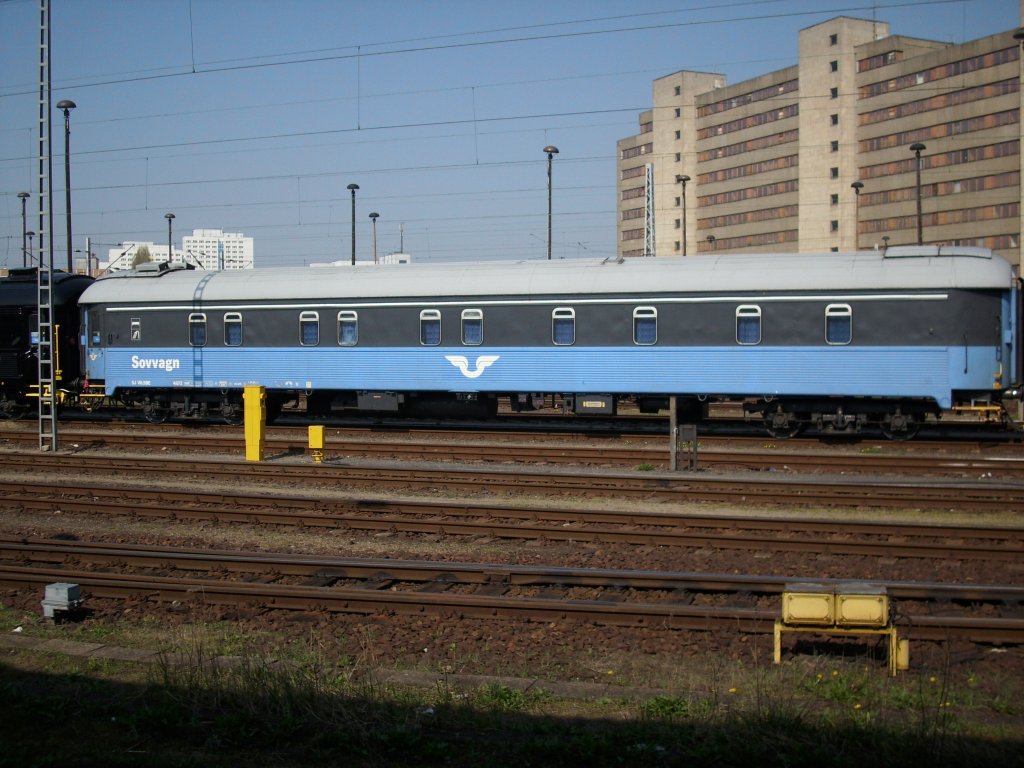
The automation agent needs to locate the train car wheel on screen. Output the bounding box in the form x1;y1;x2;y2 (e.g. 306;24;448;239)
0;400;28;420
142;402;169;424
221;402;243;425
881;410;919;441
764;408;802;439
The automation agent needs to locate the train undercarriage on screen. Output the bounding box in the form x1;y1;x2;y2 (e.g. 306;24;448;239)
2;382;1018;439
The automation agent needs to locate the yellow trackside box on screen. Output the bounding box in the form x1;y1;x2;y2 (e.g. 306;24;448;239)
308;425;325;463
836;583;889;627
781;583;834;626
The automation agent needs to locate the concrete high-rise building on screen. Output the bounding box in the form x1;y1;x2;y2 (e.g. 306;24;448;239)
617;15;1022;269
181;229;254;270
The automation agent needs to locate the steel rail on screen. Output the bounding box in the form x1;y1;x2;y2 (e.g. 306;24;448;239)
2;479;1022;561
1;538;1021;642
3;425;1024;476
1;450;1021;512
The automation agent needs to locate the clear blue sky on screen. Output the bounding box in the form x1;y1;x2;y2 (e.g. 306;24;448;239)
0;0;1018;269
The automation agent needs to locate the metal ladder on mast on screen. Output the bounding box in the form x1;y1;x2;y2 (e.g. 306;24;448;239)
37;0;58;452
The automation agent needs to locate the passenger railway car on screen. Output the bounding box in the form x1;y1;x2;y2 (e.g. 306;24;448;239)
76;246;1021;436
0;268;94;418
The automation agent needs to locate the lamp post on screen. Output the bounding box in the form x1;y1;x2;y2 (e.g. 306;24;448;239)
369;212;379;264
25;231;35;267
164;213;175;264
347;183;359;265
17;192;29;268
543;145;558;260
56;99;76;271
675;174;690;256
850;181;863;250
909;142;926;245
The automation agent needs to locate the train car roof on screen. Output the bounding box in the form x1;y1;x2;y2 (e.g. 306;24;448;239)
78;246;1016;306
0;268;94;307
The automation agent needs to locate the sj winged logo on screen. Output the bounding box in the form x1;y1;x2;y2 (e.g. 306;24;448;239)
445;355;500;379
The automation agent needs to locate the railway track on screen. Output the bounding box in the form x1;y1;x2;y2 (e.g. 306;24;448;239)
1;536;1020;644
1;449;1021;513
3;478;1021;560
4;424;1023;477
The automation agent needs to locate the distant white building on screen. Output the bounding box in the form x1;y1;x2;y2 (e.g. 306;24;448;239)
101;229;254;272
182;229;254;270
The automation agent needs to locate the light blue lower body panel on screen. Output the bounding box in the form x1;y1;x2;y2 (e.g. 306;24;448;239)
90;345;1002;409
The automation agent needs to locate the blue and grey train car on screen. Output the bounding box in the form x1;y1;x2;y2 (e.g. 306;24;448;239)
77;246;1020;435
0;268;94;418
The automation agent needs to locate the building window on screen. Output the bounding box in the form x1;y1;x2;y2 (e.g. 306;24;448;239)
675;152;681;161
674;108;681;118
736;305;761;345
830;60;838;72
825;304;852;345
674;85;681;95
420;309;441;346
830;114;839;126
300;311;319;346
552;308;575;345
674;219;681;229
829;33;838;45
830;220;840;232
830;194;839;205
338;311;358;346
830;140;839;152
633;307;657;345
675;130;681;140
830;87;838;99
830;167;839;178
461;309;483;345
223;312;242;347
188;313;206;347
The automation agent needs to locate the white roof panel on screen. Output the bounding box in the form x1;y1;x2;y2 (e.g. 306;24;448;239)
79;247;1016;306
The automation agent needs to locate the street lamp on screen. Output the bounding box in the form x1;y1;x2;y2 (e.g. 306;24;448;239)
543;145;559;260
347;183;359;265
369;212;379;264
17;192;29;268
675;175;691;256
850;181;863;250
909;142;926;245
25;232;35;267
165;213;175;264
56;99;76;272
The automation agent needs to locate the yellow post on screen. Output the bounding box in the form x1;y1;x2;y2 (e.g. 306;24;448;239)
243;386;266;462
308;425;325;463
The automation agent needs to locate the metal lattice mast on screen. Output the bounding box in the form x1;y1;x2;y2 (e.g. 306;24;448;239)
643;163;655;257
37;0;58;452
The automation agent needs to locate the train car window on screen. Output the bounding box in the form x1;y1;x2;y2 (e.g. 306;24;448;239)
735;305;761;345
224;312;242;347
462;309;483;345
299;311;319;346
420;309;441;346
189;313;207;347
130;318;141;342
552;308;575;346
825;304;852;345
338;311;358;346
633;307;657;345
